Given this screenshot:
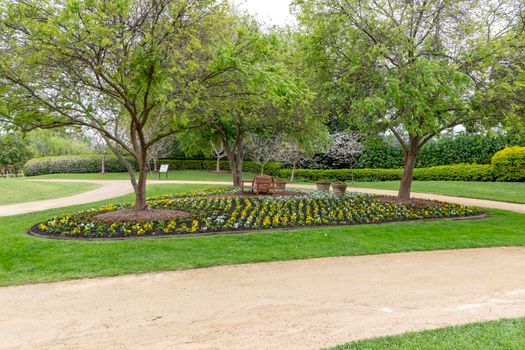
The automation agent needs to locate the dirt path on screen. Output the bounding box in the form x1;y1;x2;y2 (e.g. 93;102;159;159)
2;247;525;350
0;179;524;216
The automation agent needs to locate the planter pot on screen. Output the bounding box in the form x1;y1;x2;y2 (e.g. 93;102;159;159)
316;182;331;192
275;180;287;192
332;183;348;197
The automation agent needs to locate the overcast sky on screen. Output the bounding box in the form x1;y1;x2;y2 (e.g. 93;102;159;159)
233;0;294;26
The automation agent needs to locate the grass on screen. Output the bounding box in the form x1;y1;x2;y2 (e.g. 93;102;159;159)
33;170;254;182
349;181;525;204
1;183;525;286
0;178;99;205
330;317;525;350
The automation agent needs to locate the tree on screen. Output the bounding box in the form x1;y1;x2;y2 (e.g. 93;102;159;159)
294;0;522;199
0;131;32;170
210;141;226;172
0;0;237;209
244;133;281;175
324;132;363;169
179;14;317;186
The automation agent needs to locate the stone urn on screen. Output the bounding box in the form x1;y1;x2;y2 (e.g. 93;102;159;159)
316;181;331;192
332;182;348;197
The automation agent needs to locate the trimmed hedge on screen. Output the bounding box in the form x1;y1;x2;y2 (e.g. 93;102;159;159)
24;155;135;176
159;159;283;177
492;146;525;182
280;164;494;182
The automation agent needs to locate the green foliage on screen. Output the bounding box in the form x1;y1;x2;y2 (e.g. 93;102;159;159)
283;164;495;182
353;133;525;169
417;133;525;167
23;155;136;176
0;132;32;168
26;129;94;157
492;146;525;182
356;141;403;169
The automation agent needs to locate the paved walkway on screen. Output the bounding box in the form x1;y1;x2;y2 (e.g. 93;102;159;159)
2;247;525;350
0;179;523;216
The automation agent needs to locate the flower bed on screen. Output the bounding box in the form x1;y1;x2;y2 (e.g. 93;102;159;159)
30;188;482;239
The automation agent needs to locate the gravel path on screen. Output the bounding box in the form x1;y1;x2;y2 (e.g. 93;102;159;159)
2;247;525;350
0;179;523;216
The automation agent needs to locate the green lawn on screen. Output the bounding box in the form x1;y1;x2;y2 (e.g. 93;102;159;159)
1;183;525;286
330;317;525;350
350;181;525;204
0;179;99;205
33;170;253;182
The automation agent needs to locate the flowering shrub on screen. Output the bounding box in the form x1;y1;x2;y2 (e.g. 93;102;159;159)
31;188;482;239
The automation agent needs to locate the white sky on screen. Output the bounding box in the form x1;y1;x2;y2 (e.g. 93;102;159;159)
233;0;294;26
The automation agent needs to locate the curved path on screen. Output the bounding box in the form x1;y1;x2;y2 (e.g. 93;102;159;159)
0;179;523;216
2;247;525;350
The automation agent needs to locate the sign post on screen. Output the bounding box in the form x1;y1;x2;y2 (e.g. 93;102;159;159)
159;164;169;180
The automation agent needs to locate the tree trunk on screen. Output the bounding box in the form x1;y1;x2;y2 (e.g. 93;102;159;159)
290;162;296;182
101;155;106;174
134;156;148;210
216;156;221;172
398;149;418;200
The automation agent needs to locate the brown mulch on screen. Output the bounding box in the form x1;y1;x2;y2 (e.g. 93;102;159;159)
94;209;190;223
228;191;305;198
376;196;440;207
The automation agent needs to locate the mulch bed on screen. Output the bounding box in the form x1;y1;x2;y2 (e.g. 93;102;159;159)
376;196;441;207
94;209;190;223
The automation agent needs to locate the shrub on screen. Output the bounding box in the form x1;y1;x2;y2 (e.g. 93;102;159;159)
491;146;525;182
280;164;495;182
23;155;135;176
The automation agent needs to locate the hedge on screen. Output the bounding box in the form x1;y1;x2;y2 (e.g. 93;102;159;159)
491;146;525;182
23;155;135;176
158;159;283;177
279;164;495;182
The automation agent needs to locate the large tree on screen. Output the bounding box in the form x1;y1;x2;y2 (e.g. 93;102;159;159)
294;0;522;199
0;0;240;209
178;17;320;186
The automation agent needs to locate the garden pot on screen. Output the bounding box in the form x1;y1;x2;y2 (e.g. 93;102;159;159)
316;181;331;192
332;183;348;197
275;180;287;192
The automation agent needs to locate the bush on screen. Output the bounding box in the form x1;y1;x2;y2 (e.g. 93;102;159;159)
491;146;525;182
23;155;135;176
280;164;495;182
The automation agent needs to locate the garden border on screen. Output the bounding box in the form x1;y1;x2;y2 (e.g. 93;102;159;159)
27;213;489;241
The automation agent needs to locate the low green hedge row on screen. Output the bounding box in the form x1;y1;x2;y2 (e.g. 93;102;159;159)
158;159;283;177
280;164;498;182
23;155;135;176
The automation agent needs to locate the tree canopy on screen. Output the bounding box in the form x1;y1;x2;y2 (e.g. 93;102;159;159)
294;0;523;198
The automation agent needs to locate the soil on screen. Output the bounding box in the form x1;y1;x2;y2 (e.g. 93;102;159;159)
376;195;440;207
2;247;525;350
93;209;190;223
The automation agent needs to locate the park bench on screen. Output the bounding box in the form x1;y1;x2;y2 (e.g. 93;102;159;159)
241;175;276;195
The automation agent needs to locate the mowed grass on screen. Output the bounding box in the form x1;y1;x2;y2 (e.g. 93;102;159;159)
33;170;254;182
0;179;99;205
330;317;525;350
349;181;525;204
1;183;525;286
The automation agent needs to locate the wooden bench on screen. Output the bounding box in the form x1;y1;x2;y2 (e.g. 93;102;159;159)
241;175;276;195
